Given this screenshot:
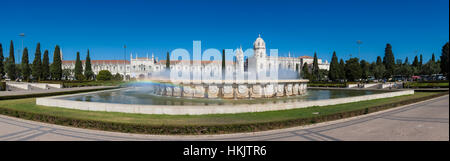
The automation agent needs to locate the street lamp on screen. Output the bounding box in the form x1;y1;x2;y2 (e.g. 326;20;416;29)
124;44;127;80
356;40;363;59
18;33;25;64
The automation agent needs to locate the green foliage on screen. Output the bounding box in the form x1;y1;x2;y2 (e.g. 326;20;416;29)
441;42;449;78
328;51;339;81
360;60;370;79
74;52;84;80
338;59;346;80
84;49;94;80
312;52;319;81
41;50;50;80
0;43;4;79
344;58;362;81
6;40;16;80
113;73;123;81
403;82;449;88
412;55;419;68
21;47;31;81
62;69;73;80
166;51;170;69
420;60;440;75
301;62;311;80
383;43;395;78
97;70;112;81
32;43;42;81
50;45;62;80
222;49;225;78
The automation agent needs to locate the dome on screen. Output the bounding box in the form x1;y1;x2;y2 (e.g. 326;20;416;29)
253;34;265;49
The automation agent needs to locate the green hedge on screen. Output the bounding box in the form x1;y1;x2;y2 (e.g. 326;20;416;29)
0;91;447;135
0;82;5;91
404;82;449;88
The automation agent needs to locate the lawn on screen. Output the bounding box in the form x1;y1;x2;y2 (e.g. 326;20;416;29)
0;92;443;126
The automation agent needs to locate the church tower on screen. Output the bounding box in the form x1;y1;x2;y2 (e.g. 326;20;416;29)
251;34;267;74
235;46;245;73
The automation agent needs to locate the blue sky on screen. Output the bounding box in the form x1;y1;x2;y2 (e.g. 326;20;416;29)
0;0;448;63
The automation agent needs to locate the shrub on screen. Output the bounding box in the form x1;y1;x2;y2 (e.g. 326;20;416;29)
97;70;112;81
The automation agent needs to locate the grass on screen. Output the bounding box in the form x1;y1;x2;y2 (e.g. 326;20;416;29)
0;92;444;126
403;82;449;88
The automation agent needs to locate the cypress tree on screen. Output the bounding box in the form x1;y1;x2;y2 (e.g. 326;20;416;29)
431;53;435;63
32;43;42;81
404;57;409;65
383;43;395;78
328;51;339;81
412;56;419;67
166;52;170;69
42;50;50;80
74;51;83;80
312;52;319;81
301;62;310;80
84;49;94;80
339;59;346;80
21;47;31;81
0;43;4;79
376;56;382;66
440;42;449;78
419;54;423;67
6;40;16;80
50;45;62;80
222;49;226;79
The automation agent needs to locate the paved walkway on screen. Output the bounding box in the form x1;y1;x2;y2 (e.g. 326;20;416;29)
0;95;448;141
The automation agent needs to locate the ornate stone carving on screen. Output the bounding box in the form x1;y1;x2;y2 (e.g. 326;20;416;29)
207;85;219;98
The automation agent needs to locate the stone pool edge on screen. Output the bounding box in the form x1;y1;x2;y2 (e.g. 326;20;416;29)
35;89;415;115
36;90;414;115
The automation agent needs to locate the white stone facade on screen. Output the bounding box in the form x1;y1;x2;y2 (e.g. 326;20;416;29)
62;35;330;79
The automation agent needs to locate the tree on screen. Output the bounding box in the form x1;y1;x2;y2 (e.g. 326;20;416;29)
166;51;170;69
419;54;423;67
222;49;226;79
338;59;346;80
32;43;42;81
42;50;50;80
113;73;123;81
312;52;319;81
0;43;4;79
376;56;382;65
50;45;62;80
301;62;311;80
328;51;339;81
97;70;112;81
431;53;436;63
62;69;73;80
6;40;16;80
421;60;440;76
74;52;84;80
440;42;449;78
345;58;362;82
21;47;31;81
412;56;419;68
84;49;94;80
383;43;395;79
360;60;370;80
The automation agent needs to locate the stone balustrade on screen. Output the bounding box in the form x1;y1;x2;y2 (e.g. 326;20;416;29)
151;79;309;99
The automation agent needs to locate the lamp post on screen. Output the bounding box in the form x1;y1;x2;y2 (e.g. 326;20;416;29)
18;33;25;64
124;44;127;80
356;40;363;59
